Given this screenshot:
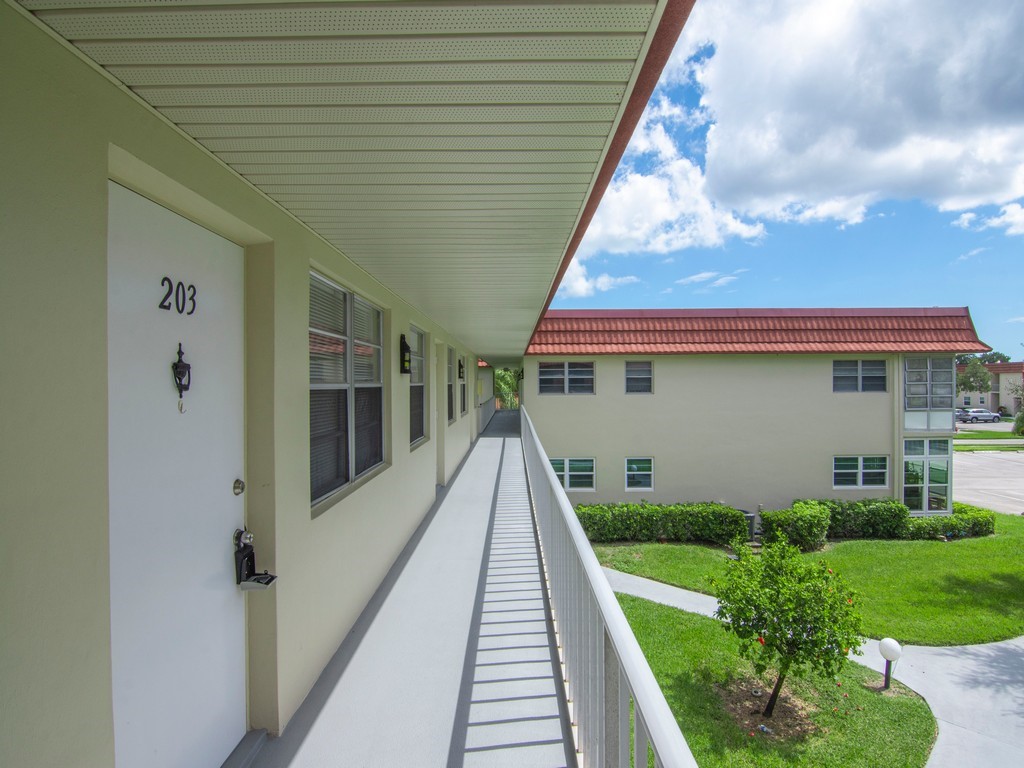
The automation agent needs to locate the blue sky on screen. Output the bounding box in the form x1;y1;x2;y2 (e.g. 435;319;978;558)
553;0;1023;357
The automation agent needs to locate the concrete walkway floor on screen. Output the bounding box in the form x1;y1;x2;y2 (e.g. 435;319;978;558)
604;568;1024;768
250;411;575;768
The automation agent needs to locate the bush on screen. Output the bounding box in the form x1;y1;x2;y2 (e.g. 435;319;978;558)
901;504;996;540
760;501;830;552
1014;410;1024;436
575;502;747;545
804;498;911;540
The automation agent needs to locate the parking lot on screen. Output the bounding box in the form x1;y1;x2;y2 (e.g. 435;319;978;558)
954;450;1024;515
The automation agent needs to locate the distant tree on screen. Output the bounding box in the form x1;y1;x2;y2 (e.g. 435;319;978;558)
956;353;977;366
979;351;1011;364
957;357;993;395
494;367;522;409
715;536;863;718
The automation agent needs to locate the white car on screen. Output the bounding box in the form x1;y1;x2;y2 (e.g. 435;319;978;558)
959;408;1001;423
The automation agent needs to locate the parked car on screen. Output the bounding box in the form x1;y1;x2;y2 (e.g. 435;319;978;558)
960;408;1001;423
955;408;968;421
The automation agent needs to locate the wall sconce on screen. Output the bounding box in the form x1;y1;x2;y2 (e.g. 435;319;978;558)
399;334;411;375
458;359;465;380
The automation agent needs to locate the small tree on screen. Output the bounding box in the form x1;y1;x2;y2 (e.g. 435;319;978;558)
979;351;1011;364
957;357;992;395
715;536;863;717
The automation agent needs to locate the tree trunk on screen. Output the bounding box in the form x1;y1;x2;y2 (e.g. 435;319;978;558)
763;659;791;717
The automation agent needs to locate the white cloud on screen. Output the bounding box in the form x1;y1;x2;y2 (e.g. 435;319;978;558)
956;247;987;262
662;0;1024;224
557;259;639;298
676;270;719;285
578;156;765;258
981;203;1024;235
1008;317;1024;323
953;213;978;230
709;275;738;288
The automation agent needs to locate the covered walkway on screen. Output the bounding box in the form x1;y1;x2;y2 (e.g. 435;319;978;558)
250;410;576;767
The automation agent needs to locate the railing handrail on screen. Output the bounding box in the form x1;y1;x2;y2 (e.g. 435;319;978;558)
520;406;697;767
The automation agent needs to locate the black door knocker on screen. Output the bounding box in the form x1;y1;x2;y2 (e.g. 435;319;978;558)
172;342;191;399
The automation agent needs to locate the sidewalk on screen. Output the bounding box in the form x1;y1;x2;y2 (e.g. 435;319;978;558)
604;568;1024;768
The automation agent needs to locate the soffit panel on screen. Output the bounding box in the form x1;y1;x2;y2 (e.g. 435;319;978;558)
19;0;668;358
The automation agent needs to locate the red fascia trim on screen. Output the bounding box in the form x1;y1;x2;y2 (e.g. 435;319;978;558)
528;0;697;346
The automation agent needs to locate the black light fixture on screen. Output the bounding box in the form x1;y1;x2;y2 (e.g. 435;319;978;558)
458;359;465;380
399;334;411;375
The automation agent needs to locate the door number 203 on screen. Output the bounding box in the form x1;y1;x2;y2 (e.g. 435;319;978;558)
159;276;197;315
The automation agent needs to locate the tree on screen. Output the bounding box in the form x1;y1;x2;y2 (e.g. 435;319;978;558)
957;357;993;395
980;351;1011;364
494;367;522;409
715;537;863;717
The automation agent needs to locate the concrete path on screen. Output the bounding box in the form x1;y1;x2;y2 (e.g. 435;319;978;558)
604;568;1024;768
251;411;575;768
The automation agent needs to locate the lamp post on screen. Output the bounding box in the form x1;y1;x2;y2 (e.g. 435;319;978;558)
879;638;902;689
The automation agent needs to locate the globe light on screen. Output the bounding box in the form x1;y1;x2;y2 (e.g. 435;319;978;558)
879;638;902;689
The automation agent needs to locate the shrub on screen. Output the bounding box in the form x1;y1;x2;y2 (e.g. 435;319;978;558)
905;504;996;540
575;502;746;545
760;500;830;552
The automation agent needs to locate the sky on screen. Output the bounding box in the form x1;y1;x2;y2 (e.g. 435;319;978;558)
552;0;1024;357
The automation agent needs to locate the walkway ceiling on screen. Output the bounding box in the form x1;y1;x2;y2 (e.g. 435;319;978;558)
16;0;690;364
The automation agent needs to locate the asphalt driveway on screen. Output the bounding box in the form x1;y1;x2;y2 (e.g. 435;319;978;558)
953;451;1024;515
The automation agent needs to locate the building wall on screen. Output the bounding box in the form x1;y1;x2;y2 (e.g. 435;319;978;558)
1;7;478;765
958;370;1023;415
522;354;900;512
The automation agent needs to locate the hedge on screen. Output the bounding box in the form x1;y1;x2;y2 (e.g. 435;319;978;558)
575;502;747;545
759;500;831;552
799;498;996;542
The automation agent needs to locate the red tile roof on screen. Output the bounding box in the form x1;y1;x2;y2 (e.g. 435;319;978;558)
956;361;1024;374
526;308;990;356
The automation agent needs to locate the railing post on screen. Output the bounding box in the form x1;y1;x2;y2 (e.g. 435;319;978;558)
603;630;625;768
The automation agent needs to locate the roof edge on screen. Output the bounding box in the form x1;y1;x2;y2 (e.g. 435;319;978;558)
543;307;975;319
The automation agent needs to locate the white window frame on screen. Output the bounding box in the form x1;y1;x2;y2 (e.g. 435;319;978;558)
833;359;887;392
904;356;954;410
903;439;951;513
409;326;426;446
625;361;653;394
538;361;595;395
832;455;889;488
459;355;468;415
963;395;971;406
447;346;455;424
625;457;654;491
549;458;595;491
309;272;385;506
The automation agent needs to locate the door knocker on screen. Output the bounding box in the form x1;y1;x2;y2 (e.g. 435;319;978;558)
172;343;191;412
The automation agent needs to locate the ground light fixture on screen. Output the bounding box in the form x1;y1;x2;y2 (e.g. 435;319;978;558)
879;638;903;689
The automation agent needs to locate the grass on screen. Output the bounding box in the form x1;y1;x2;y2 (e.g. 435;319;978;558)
952;429;1016;440
953;444;1023;452
595;514;1024;645
619;594;936;767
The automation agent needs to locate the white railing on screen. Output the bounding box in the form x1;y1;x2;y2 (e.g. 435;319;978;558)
520;407;698;768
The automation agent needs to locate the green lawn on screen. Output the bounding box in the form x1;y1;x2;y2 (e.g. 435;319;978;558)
596;514;1024;645
952;430;1014;440
953;444;1023;452
619;595;935;767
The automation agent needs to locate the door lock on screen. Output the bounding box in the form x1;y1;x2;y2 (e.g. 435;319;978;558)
233;479;246;496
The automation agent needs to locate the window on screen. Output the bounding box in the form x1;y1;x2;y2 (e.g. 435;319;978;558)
903;439;950;512
409;327;425;444
309;273;384;503
833;360;886;392
833;456;888;487
549;458;595;490
459;355;468;415
539;361;594;394
626;457;653;490
625;361;653;393
980;395;986;405
963;396;971;406
447;347;455;423
904;357;954;409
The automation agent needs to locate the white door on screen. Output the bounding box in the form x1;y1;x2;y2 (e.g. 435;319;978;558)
107;182;246;768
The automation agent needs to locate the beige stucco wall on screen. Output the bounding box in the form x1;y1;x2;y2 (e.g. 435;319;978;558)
959;371;1023;415
1;7;479;765
522;354;900;512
